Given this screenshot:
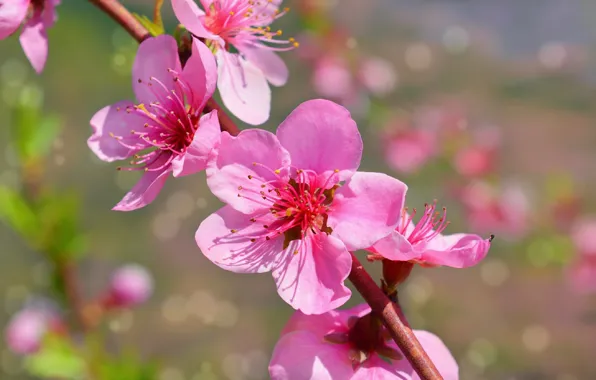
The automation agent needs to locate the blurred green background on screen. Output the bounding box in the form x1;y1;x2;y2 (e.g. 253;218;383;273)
1;0;596;379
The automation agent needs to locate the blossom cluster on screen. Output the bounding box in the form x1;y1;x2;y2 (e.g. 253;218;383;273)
1;1;495;378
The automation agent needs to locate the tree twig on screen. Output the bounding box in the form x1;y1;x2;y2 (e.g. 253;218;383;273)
349;253;443;380
88;1;440;377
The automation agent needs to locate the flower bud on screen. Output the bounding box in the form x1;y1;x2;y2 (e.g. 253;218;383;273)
5;309;50;355
109;264;153;307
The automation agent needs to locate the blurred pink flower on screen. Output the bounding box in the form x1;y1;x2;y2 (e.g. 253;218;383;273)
452;126;500;178
108;264;154;307
312;56;355;101
567;256;596;294
269;304;459;379
5;306;59;355
571;217;596;256
172;0;293;125
371;198;491;268
0;0;60;73
196;99;407;314
460;181;530;241
383;124;437;174
88;35;220;211
358;56;397;97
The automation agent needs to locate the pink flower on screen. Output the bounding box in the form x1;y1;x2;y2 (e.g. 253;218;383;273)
0;0;60;73
567;256;596;294
269;304;459;380
571;217;596;256
452;126;500;178
459;181;530;241
5;307;58;355
383;128;437;174
358;57;397;97
196;99;407;314
172;0;294;125
370;195;491;268
108;264;154;307
88;35;220;211
312;56;354;100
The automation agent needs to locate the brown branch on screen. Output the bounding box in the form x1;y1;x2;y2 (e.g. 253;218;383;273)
56;260;90;331
349;253;443;380
89;0;439;377
88;0;239;135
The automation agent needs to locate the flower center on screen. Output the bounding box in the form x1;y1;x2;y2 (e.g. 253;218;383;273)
201;0;298;51
234;168;338;252
398;201;450;245
323;313;403;369
110;69;200;172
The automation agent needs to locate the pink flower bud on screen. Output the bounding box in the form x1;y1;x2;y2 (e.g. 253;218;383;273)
109;264;154;307
5;309;50;355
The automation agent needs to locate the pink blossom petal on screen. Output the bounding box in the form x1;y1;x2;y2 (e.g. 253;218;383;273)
217;51;271;125
272;234;352;315
171;0;215;39
196;205;281;273
0;0;29;40
239;46;289;86
182;38;217;110
371;231;419;262
19;10;48;73
172;110;220;177
276;99;362;182
88;101;149;162
132;35;182;105
269;331;354;380
328;172;406;251
410;331;459;380
281;304;370;337
421;233;491;268
112;168;170;211
206;129;291;214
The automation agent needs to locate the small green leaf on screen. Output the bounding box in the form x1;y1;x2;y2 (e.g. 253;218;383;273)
0;186;39;243
132;13;164;36
24;334;87;379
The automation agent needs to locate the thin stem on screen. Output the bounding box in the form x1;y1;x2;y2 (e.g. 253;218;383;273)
56;260;91;332
88;1;441;378
349;253;443;380
88;0;240;135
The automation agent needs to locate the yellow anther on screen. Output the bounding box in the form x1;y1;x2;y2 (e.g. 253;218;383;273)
293;42;300;48
285;208;294;217
274;169;281;174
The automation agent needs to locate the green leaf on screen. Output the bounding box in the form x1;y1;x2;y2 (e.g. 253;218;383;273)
24;334;87;379
132;13;164;37
97;349;160;380
0;186;39;243
11;99;62;163
37;190;86;260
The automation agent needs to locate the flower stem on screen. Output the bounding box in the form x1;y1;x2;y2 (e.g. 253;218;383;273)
88;1;442;378
88;0;240;136
349;253;443;380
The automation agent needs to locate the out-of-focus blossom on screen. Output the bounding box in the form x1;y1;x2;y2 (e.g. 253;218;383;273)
567;256;596;294
383;127;437;174
358;57;397;97
312;56;355;100
460;181;531;241
88;35;220;211
5;306;60;355
571;217;596;256
108;264;154;307
172;0;295;125
269;304;459;379
371;194;491;268
196;99;406;314
452;126;500;178
0;0;60;73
